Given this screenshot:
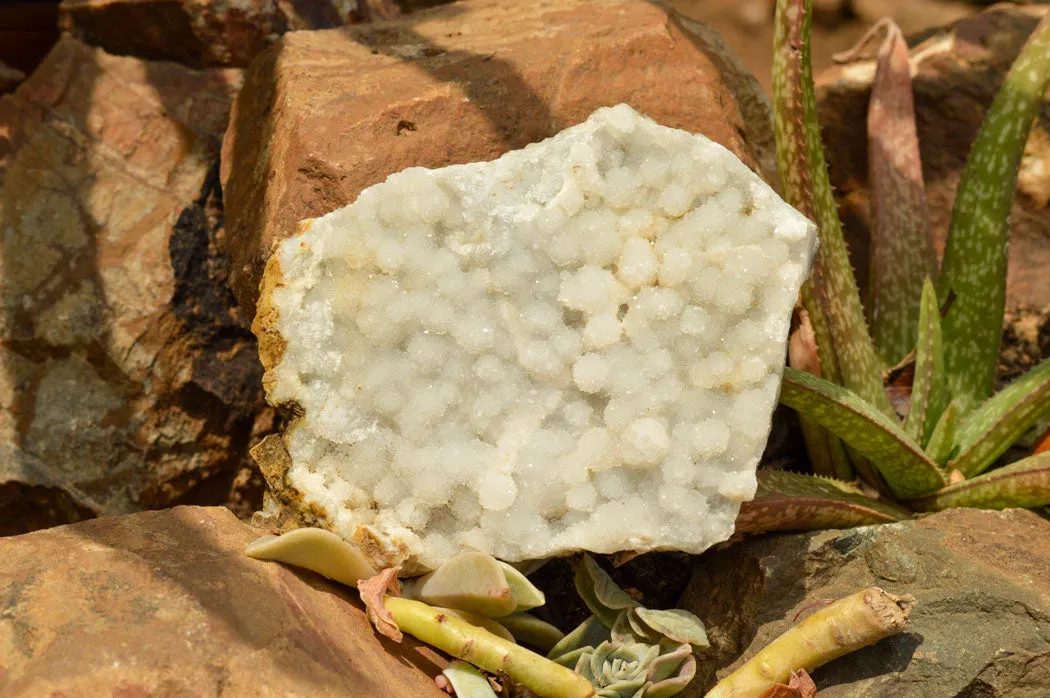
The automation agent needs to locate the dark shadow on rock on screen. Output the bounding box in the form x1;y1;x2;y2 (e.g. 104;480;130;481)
642;1;780;188
812;631;922;689
681;533;815;693
345;6;559;150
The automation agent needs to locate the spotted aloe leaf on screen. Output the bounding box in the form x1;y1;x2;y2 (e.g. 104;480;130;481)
780;367;947;498
910;453;1050;511
925;401;959;467
836;19;936;365
949;356;1050;478
773;0;893;418
905;278;948;446
939;14;1050;413
735;470;909;533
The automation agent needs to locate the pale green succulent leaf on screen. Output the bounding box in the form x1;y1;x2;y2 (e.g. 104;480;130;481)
736;469;909;533
950;356;1050;478
910;453;1050;511
407;551;515;617
497;561;546;612
548;615;611;661
780;367;946;497
441;660;500;698
925;401;959;467
633;608;709;651
493;613;565;652
575;554;639;627
645;644;696;698
773;0;892;416
940;14;1050;412
244;527;377;588
905;278;948;445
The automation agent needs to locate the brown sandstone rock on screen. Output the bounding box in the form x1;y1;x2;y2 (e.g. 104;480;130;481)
682;508;1050;697
0;62;24;95
0;506;448;697
816;5;1050;312
0;38;266;533
220;0;778;316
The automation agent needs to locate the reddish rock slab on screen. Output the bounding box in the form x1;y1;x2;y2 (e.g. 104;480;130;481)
0;38;265;531
0;506;448;697
816;5;1050;313
220;0;778;316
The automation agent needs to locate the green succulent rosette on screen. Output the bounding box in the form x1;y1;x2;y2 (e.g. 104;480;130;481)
547;555;707;698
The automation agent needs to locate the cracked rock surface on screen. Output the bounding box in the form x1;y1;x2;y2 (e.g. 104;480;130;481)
0;38;267;532
681;508;1050;697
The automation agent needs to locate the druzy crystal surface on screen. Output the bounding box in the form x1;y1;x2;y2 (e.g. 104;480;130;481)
261;105;817;569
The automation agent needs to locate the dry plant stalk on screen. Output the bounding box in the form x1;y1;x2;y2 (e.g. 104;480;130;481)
384;596;596;698
706;587;913;697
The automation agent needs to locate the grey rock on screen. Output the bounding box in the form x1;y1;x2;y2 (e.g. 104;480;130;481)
681;508;1050;697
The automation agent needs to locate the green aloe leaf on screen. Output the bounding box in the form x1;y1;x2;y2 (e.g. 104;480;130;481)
925;401;959;467
910;453;1050;511
773;0;893;418
905;278;948;445
950;356;1050;478
853;20;937;365
939;14;1050;413
780;367;947;497
735;470;909;533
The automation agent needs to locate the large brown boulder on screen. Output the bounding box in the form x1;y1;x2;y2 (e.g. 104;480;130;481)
0;506;448;697
220;0;778;316
682;508;1050;697
0;38;266;533
816;5;1050;314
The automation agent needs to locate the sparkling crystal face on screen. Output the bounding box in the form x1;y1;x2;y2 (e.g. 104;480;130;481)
265;104;817;569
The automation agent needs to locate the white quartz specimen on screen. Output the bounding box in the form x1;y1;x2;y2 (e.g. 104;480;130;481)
258;104;817;571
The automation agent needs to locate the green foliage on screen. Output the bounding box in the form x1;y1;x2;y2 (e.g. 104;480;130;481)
737;470;908;532
780;368;946;498
550;555;704;698
772;0;893;417
940;16;1050;413
904;279;948;445
910;454;1050;512
759;5;1050;532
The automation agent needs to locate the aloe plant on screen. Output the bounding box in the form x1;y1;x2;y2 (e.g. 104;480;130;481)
755;0;1050;532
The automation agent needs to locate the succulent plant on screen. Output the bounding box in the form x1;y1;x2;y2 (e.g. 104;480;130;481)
548;555;705;698
752;0;1050;532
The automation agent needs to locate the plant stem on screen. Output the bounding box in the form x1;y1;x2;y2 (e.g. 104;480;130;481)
706;588;913;698
384;597;595;698
940;13;1050;413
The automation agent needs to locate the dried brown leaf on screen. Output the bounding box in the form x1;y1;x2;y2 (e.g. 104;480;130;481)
360;567;403;642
